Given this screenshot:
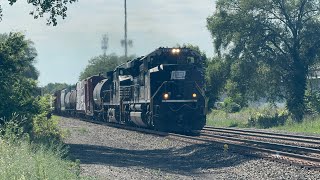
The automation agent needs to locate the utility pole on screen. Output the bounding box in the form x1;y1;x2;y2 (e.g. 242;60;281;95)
121;0;133;58
101;34;109;56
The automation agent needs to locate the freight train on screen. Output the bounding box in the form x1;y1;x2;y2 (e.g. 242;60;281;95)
53;47;206;132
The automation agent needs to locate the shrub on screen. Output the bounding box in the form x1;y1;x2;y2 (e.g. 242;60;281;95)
0;137;82;179
32;94;61;140
0;114;29;142
0;111;88;179
223;97;241;113
305;90;320;115
248;109;289;128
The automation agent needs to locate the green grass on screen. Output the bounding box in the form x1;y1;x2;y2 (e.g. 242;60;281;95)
206;108;252;128
271;116;320;135
0;114;95;180
206;108;320;135
0;138;86;180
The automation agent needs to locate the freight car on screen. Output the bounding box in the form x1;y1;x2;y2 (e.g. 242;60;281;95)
54;47;206;132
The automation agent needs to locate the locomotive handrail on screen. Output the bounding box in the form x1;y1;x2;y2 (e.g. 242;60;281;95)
194;81;205;98
151;81;168;100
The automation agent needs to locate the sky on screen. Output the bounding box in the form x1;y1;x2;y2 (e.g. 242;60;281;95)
0;0;216;86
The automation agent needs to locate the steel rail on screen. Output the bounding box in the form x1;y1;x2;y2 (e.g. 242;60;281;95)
200;132;320;154
204;126;320;141
202;127;320;146
167;132;320;166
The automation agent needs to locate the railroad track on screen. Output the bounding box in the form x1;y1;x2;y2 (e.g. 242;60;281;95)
203;126;320;145
202;126;320;169
67;116;320;169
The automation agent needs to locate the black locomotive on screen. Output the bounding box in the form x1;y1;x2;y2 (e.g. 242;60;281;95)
53;47;206;132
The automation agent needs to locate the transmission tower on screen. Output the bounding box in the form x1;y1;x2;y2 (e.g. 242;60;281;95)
101;34;109;56
121;0;133;58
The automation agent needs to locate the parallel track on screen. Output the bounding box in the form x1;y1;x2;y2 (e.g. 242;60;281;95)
204;126;320;144
68;117;320;169
202;126;320;168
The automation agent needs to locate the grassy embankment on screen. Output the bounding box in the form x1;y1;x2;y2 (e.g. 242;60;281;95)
0;115;93;180
206;107;320;135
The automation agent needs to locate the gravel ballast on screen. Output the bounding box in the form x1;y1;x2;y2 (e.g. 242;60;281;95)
58;117;320;180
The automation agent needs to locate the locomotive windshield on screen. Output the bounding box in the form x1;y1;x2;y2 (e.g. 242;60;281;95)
146;48;203;69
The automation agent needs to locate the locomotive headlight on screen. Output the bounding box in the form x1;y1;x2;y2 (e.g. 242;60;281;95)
171;48;181;54
192;93;197;98
163;93;169;100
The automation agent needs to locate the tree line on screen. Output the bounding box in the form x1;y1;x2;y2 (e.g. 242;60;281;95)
2;0;320;122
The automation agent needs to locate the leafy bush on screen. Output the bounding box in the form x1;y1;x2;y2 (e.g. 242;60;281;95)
248;109;289;128
223;97;241;113
32;94;60;140
305;90;320;115
0;109;89;179
0;136;82;179
0;114;28;142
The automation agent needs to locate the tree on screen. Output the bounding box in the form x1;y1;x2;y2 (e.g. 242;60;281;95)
0;32;39;120
206;57;230;109
0;0;77;26
207;0;320;121
42;83;70;95
79;54;135;80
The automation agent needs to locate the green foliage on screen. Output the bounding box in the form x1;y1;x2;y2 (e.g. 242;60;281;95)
1;0;78;26
178;43;207;63
206;109;248;128
206;57;229;108
207;106;320;135
42;82;70;95
0;32;39;121
0;99;92;179
0;114;28;142
0;136;83;179
305;89;320;114
272;115;320;135
32;95;61;140
207;106;288;128
223;97;241;113
79;54;134;80
207;0;320;122
248;109;289;128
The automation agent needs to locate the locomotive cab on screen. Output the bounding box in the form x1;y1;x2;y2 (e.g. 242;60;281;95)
144;48;206;132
